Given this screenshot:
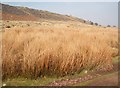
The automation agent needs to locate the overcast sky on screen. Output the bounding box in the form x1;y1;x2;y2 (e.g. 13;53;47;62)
2;2;118;26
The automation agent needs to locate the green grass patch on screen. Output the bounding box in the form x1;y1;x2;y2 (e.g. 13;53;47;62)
3;70;89;86
3;76;60;86
112;56;119;64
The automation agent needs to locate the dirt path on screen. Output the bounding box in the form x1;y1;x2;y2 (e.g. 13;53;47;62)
48;63;118;86
88;72;118;86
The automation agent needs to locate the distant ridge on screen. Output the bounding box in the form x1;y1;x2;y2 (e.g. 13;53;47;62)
1;3;86;23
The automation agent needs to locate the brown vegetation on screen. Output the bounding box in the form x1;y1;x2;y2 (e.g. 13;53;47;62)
2;22;118;79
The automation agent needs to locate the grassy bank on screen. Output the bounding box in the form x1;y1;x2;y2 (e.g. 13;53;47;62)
2;24;118;79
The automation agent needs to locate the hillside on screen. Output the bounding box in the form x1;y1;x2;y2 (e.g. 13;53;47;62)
1;3;86;22
1;3;118;87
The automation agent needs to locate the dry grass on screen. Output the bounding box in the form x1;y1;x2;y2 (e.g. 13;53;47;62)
2;21;118;79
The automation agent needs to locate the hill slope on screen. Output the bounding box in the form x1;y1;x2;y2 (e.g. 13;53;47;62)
1;3;85;22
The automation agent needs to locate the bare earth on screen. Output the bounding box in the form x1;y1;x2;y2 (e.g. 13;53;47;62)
48;63;118;86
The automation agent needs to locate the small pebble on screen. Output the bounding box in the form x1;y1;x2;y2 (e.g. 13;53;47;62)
3;84;6;86
84;70;88;74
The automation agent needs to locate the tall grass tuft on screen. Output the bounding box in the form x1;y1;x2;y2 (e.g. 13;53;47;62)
2;28;118;79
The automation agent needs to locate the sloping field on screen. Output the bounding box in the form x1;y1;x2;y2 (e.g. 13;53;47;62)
1;3;85;22
2;20;118;80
